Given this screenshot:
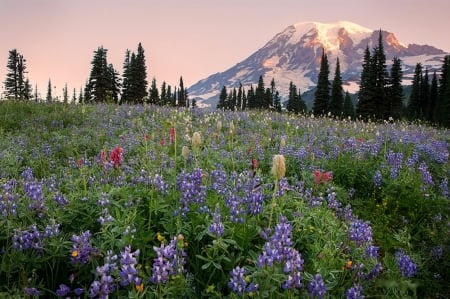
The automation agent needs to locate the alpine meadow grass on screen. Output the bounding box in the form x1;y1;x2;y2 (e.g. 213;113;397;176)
0;101;448;298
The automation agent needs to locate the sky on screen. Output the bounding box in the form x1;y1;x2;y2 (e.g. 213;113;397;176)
1;0;450;99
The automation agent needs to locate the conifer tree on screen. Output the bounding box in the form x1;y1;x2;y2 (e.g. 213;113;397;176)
4;49;31;100
330;58;344;117
63;83;68;103
407;63;423;119
343;91;355;119
46;79;53;102
247;85;256;109
178;77;186;107
422;68;430;118
149;77;159;105
429;72;438;122
237;83;243;110
72;88;77;103
388;57;403;119
121;43;148;104
217;86;227;110
107;64;121;104
34;84;39;102
372;30;389;119
313;49;330;115
435;55;450;126
86;46;109;103
255;75;265;109
287;82;306;113
357;46;376;119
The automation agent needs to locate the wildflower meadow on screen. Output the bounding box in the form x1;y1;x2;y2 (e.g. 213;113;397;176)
0;101;448;298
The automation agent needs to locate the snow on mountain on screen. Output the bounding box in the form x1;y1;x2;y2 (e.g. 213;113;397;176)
189;21;448;108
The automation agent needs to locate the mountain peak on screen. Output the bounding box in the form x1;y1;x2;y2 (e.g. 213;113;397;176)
189;21;447;108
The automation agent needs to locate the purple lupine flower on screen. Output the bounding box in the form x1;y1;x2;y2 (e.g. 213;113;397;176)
0;185;18;217
364;262;383;280
345;284;364;299
327;192;341;213
209;205;225;237
150;236;186;284
89;251;118;298
21;167;35;181
343;204;354;221
153;174;169;194
418;161;434;187
349;219;373;246
386;150;403;179
119;245;141;287
373;170;382;187
406;151;419;167
97;192;110;207
176;168;208;217
257;215;304;289
55;284;70;297
364;245;379;258
439;178;449;198
43;219;61;238
308;274;326;298
70;230;98;265
12;224;44;254
53;191;69;207
395;250;418;278
98;208;114;225
228;266;258;296
210;168;229;195
24;287;42;297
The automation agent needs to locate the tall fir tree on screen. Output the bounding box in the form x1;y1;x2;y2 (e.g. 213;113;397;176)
121;43;148;104
407;63;423;119
46;79;53;102
356;46;376;119
4;49;32;100
435;55;450;126
148;77;159;105
86;46;109;103
217;86;227;110
388;57;403;119
63;83;68;103
237;83;243;110
428;71;438;122
343;91;355;119
287;82;306;114
372;30;389;119
330;58;344;117
107;64;121;103
255;75;265;109
313;49;330;115
247;85;256;109
177;77;186;107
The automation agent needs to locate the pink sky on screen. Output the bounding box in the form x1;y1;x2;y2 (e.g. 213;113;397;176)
1;0;449;99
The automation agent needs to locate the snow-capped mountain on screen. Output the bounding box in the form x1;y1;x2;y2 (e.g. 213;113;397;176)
188;21;447;108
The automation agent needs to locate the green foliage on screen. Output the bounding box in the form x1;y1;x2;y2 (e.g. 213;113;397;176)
0;102;448;298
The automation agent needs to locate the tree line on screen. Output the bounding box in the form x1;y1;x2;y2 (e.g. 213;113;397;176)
2;43;193;108
2;33;450;126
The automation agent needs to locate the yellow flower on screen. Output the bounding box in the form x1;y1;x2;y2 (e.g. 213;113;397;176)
71;250;78;257
135;283;144;293
345;260;353;269
157;232;165;242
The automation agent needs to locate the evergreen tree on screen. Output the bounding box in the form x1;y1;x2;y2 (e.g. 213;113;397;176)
422;68;430;118
63;83;68;103
330;58;344;117
273;90;282;112
178;77;186;107
247;85;256;109
372;30;389;119
78;87;83;104
388;57;403;119
160;81;168;106
357;46;376;119
149;77;159;105
255;75;265;109
86;46;109;103
428;71;438;122
34;84;39;102
72;88;77;103
46;79;53;102
287;82;307;113
107;64;121;104
217;86;227;110
343;91;355;119
121;43;148;104
4;49;31;100
313;49;330;115
436;55;450;126
407;63;423;119
237;83;243;110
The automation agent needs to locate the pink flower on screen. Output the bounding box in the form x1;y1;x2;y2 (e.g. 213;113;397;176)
169;127;176;144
